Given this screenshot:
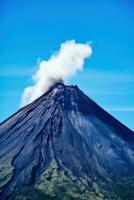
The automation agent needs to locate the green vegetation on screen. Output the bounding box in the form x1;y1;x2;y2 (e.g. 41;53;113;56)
10;186;105;200
9;176;134;200
9;187;56;200
3;160;134;200
0;161;13;187
107;177;134;200
10;159;105;200
35;159;104;200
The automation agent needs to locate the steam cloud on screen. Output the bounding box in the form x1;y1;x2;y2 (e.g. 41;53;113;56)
21;40;92;106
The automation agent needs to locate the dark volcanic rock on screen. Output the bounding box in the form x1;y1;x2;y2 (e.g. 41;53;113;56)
0;82;134;199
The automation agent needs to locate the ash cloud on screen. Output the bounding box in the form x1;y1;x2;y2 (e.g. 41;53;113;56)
21;40;92;106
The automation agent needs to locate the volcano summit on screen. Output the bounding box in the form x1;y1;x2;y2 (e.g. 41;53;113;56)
0;82;134;200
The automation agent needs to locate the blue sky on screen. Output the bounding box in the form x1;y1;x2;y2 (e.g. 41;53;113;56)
1;0;134;130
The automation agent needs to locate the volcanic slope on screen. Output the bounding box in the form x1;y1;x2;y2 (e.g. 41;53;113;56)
0;82;134;199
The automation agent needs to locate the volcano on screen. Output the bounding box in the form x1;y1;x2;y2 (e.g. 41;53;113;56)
0;82;134;200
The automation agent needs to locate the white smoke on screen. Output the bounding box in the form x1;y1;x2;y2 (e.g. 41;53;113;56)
21;40;92;106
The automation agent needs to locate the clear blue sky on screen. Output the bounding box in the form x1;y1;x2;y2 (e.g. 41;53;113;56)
1;0;134;130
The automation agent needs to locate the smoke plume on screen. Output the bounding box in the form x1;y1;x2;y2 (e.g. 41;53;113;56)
21;40;92;106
